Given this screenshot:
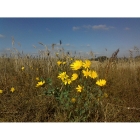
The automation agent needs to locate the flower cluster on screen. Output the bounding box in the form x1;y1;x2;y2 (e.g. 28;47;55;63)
58;72;71;85
57;59;106;95
70;59;106;86
82;69;98;79
58;72;78;85
70;59;91;70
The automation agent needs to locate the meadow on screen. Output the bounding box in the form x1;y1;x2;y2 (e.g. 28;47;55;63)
0;46;140;122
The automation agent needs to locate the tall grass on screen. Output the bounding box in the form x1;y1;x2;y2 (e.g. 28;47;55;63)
0;47;140;122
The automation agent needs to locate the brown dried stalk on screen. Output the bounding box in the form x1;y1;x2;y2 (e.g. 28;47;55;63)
105;48;119;78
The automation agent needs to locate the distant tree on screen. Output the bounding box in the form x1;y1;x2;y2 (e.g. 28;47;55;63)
95;56;108;62
135;55;140;60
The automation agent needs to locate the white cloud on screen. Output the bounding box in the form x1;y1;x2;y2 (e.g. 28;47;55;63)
92;25;109;30
72;26;80;31
92;25;115;30
83;25;92;29
0;34;5;38
124;27;130;30
73;25;115;31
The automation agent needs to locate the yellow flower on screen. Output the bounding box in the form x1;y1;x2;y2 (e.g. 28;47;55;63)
57;61;62;66
58;72;66;79
71;73;78;81
21;66;24;71
63;78;72;85
36;80;45;87
36;77;39;81
89;70;98;79
76;85;83;92
96;79;106;86
82;69;90;78
82;60;91;69
71;98;76;103
0;90;3;94
58;72;69;81
10;87;15;93
58;72;71;85
70;60;83;70
62;62;66;65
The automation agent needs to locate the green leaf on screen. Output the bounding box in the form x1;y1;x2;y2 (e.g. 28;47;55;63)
80;109;85;115
43;91;48;95
46;78;52;85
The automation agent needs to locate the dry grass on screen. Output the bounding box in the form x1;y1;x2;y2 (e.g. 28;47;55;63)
0;48;140;122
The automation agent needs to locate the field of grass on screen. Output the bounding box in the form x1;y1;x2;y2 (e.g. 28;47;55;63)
0;47;140;122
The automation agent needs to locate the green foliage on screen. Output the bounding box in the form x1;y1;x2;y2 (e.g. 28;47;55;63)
95;56;108;62
41;59;107;121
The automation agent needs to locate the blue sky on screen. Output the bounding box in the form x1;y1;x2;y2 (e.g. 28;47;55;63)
0;18;140;57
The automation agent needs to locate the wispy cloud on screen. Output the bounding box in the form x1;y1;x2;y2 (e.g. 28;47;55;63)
82;25;92;29
86;44;90;47
46;28;51;32
92;25;113;30
124;27;130;30
72;26;80;31
0;34;5;38
66;43;70;46
73;24;115;31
